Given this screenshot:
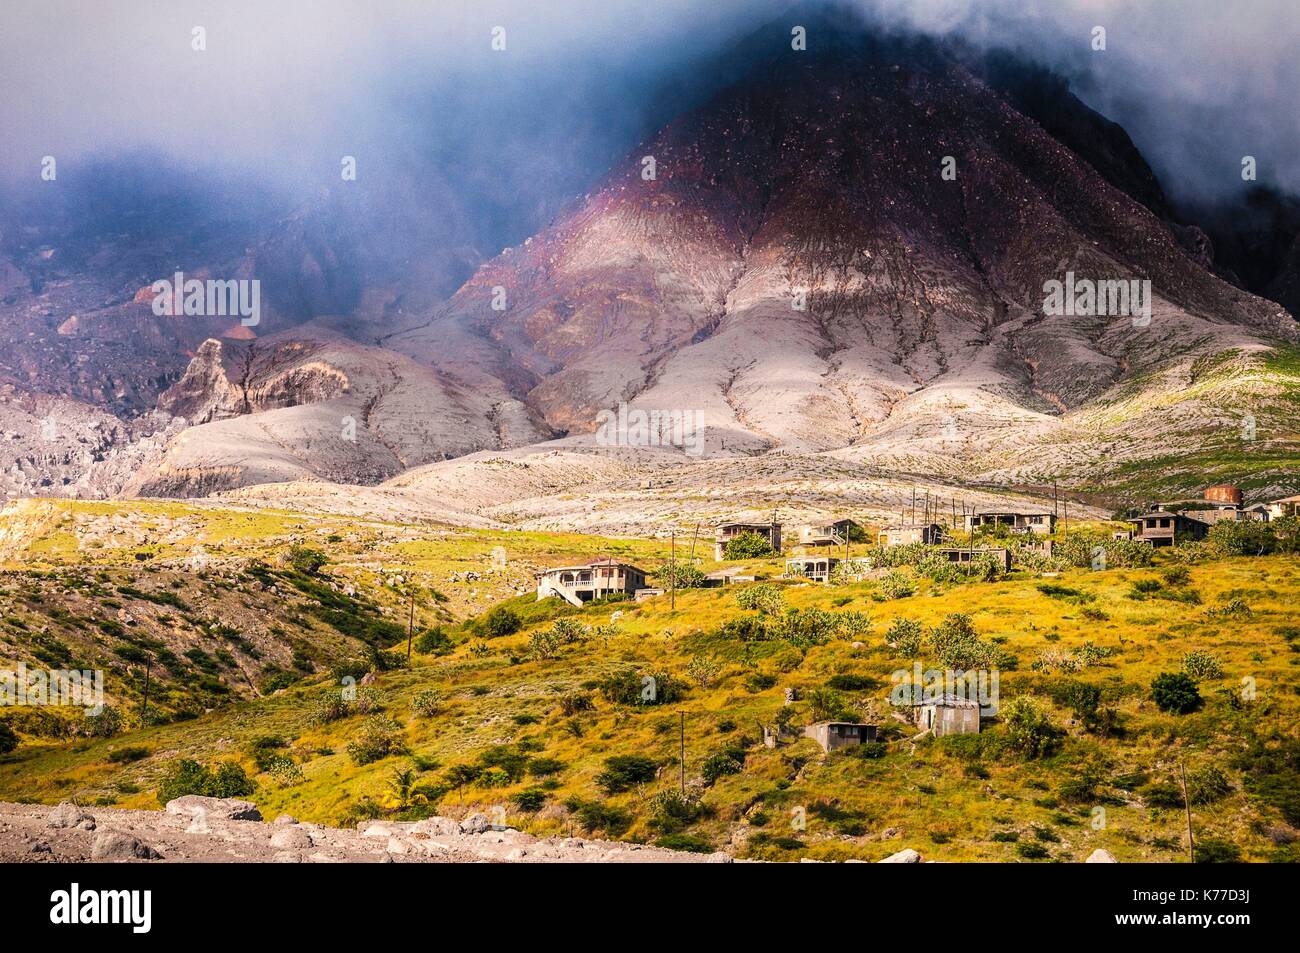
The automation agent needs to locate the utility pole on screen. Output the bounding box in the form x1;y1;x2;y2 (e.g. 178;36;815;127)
1180;760;1195;863
139;661;151;724
688;521;701;561
670;532;676;611
679;711;686;794
406;588;416;662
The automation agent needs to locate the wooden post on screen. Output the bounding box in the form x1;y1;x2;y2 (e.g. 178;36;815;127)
406;589;415;662
1180;760;1195;863
139;661;151;724
688;521;701;561
670;532;676;611
679;711;686;793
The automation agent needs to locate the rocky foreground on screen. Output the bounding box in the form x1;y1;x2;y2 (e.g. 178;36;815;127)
0;797;735;864
0;798;1119;863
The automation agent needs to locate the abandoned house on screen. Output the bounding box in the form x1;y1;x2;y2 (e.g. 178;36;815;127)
785;555;839;583
703;567;754;587
714;521;782;560
795;519;863;548
964;511;1057;535
1131;511;1210;547
913;694;981;736
1256;494;1300;520
877;522;944;547
1152;485;1262;526
804;721;878;753
937;547;1013;572
535;559;647;606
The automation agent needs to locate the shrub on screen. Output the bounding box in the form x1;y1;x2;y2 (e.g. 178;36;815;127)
735;585;785;614
1140;781;1185;809
415;628;452;655
648;789;703;833
826;673;876;691
772;607;838;648
1187;764;1232;804
566;798;632;836
309;692;355;725
656;561;707;589
482;607;522;638
346;716;403;766
513;788;547;812
527;756;565;777
1015;841;1050;859
701;747;745;785
595;754;659;793
1207;520;1274;556
0;722;17;755
807;687;851;722
1002;697;1060;759
1152;672;1202;714
1182;651;1223;680
156;759;254;805
1194;838;1243;863
685;654;723;688
599;669;684;706
411;690;441;717
107;745;150;764
723;532;776;559
886;617;924;657
286;545;328;575
528;629;561;661
930;613;997;670
878;570;916;600
656;833;715;853
558;692;593;716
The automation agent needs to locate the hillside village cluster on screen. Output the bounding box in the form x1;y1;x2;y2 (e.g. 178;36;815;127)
531;484;1299;752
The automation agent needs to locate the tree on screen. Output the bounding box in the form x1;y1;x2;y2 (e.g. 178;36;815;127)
1207;520;1274;556
595;755;659;793
286;544;328;575
1152;672;1202;714
656;561;706;589
723;532;776;559
1002;697;1060;758
807;687;850;722
482;607;522;638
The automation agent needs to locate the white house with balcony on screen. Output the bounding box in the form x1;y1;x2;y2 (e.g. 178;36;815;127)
535;559;648;607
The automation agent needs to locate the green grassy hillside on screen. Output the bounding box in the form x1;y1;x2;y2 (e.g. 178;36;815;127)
2;504;1297;863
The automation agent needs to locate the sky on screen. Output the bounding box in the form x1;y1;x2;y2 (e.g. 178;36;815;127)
0;0;1295;219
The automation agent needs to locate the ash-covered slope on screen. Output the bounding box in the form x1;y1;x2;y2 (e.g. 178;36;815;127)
387;22;1297;485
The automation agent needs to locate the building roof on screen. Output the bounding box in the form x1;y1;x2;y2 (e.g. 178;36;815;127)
1132;511;1208;524
535;559;644;577
914;693;981;708
717;521;779;530
1272;494;1300;504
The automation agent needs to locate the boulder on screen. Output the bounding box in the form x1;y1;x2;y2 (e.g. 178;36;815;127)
459;813;490;834
879;848;922;863
270;826;314;850
47;802;93;829
164;795;262;822
273;814;299;826
91;833;162;861
411;817;462;837
1086;848;1118;863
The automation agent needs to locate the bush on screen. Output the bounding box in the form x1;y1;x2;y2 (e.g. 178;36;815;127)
346;716;403;766
930;613;997;670
656;833;715;853
156;759;254;805
1001;697;1060;759
595;755;660;793
482;607;522;638
512;788;548;812
1194;838;1243;863
886;617;924;657
411;690;441;717
735;585;785;615
599;669;684;706
701;748;744;785
1015;841;1050;859
878;570;916;600
107;745;150;764
648;789;703;832
656;562;707;589
1140;781;1185;809
723;532;776;559
415;628;452;655
1187;764;1233;805
286;545;328;575
826;673;877;691
1207;520;1274;556
0;722;17;755
1152;672;1202;714
807;687;851;722
566;798;632;836
1182;651;1223;680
